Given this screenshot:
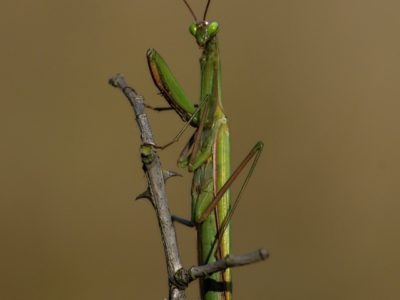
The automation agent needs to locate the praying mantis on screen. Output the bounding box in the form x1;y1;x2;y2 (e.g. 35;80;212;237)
145;1;263;299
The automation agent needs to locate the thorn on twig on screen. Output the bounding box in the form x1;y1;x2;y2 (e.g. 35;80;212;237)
163;170;182;182
135;187;152;201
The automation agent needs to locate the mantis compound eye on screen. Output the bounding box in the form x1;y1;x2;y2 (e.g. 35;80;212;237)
208;21;219;37
189;23;197;36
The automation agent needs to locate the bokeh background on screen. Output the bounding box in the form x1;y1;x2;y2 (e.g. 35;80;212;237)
1;0;400;299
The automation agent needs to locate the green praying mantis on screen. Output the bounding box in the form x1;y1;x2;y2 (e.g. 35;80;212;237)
145;1;264;299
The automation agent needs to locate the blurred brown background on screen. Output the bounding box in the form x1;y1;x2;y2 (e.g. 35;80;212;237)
1;0;400;299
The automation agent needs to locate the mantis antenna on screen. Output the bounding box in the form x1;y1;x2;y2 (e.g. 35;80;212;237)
203;0;211;21
182;0;212;23
182;0;198;22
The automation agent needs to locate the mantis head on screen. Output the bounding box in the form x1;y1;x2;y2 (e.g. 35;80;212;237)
189;21;219;47
182;0;217;47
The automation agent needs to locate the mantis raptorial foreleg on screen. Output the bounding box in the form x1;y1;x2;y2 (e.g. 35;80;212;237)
152;100;202;150
153;96;210;150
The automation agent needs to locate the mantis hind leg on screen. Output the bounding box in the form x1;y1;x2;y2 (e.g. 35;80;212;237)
200;141;265;262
